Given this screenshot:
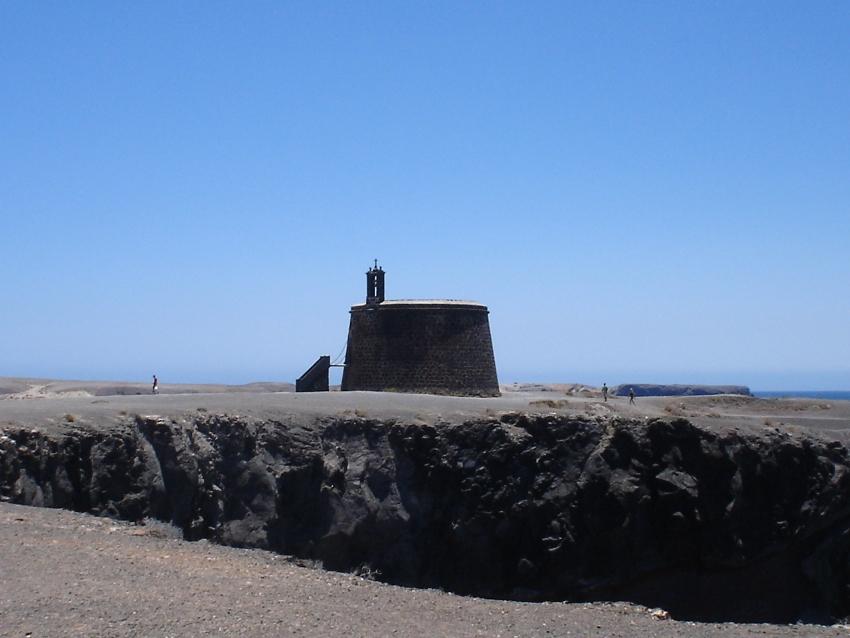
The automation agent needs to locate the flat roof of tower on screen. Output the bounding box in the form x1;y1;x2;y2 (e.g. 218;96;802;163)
350;299;488;310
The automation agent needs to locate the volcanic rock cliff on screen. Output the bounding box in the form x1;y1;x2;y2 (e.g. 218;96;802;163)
2;413;849;623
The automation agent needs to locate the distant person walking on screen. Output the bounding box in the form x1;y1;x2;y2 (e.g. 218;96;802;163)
601;383;608;402
628;387;636;405
152;375;159;395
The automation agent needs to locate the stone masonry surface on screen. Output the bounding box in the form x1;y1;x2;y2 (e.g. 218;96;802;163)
341;302;499;396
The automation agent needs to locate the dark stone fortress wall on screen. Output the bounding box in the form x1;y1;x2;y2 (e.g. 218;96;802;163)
341;301;499;396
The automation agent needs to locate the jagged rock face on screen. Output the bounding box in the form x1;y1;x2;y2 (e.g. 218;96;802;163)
1;415;849;623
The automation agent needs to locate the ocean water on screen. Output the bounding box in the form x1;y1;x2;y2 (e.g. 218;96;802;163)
754;390;850;401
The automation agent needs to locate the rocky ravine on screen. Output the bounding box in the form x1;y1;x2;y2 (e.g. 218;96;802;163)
1;413;849;624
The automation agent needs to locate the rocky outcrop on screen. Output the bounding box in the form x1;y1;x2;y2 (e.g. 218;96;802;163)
1;413;849;623
613;384;752;397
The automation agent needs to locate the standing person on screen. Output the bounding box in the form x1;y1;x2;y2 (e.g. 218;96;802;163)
601;383;608;402
152;375;159;395
628;387;636;405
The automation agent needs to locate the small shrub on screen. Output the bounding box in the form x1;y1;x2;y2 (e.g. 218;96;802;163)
529;399;569;409
354;563;382;580
63;414;76;423
139;517;183;540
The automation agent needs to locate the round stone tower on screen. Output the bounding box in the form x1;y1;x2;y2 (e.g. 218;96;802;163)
341;263;499;397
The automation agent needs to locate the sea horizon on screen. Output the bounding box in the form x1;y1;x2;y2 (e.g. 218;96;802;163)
753;390;850;401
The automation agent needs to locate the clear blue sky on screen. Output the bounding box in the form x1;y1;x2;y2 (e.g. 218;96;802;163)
2;2;848;389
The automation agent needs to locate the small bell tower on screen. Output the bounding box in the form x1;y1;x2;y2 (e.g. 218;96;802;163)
366;260;385;305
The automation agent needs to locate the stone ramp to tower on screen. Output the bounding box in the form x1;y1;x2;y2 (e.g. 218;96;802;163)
296;355;330;392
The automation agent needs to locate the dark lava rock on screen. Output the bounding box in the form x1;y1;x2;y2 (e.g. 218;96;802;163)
612;384;752;397
1;413;849;623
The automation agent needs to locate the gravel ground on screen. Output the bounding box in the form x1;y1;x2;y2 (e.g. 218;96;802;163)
1;503;846;638
2;386;850;440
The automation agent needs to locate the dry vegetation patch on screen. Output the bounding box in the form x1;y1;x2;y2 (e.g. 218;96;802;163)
529;399;570;409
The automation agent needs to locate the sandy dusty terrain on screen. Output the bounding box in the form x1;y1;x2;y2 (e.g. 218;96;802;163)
0;377;294;400
1;377;848;443
1;502;845;638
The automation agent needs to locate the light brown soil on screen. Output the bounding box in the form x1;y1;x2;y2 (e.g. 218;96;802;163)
1;503;846;638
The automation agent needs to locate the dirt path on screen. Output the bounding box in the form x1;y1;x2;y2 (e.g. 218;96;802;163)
0;503;846;638
1;383;94;401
